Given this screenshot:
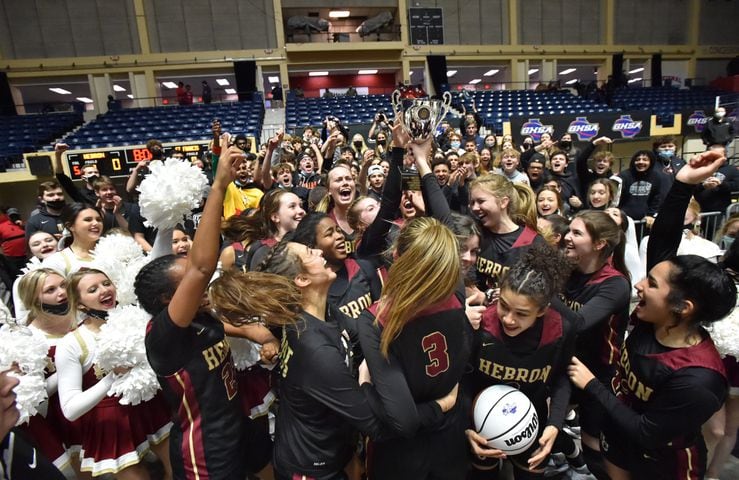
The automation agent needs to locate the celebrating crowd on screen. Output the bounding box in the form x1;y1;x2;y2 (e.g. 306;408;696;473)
0;100;737;480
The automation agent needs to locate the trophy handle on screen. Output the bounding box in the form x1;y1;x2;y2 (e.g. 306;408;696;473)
390;90;403;122
440;91;453;118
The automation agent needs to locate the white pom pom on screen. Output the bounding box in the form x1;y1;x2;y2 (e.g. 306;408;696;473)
108;364;159;406
96;305;161;405
8;372;48;425
228;337;262;371
138;158;208;229
92;234;149;306
708;305;739;358
0;324;51;375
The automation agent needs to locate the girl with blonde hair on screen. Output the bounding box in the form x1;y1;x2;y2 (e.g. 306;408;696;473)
469;173;545;294
357;217;471;479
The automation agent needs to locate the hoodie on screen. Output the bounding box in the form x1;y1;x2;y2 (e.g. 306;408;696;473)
617;152;663;220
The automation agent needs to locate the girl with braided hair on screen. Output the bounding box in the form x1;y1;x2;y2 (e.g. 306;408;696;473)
465;245;577;479
137;147;276;479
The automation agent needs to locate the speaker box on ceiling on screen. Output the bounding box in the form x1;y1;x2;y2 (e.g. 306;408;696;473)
233;61;257;102
27;155;53;177
651;54;662;87
426;55;449;97
0;72;17;116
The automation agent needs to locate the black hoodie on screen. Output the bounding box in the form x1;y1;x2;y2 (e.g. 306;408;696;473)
617;151;663;220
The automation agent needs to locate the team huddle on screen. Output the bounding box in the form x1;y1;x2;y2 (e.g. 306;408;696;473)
2;112;738;480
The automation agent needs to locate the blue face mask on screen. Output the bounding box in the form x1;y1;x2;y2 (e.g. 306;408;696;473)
658;149;675;158
722;235;735;250
450;141;461;149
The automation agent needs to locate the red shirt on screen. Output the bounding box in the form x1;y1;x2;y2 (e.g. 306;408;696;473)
0;215;26;257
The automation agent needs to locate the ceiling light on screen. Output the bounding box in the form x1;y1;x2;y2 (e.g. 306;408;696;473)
162;82;178;89
329;10;350;18
127;94;134;99
446;70;457;77
113;85;126;92
358;69;378;75
483;69;499;76
528;69;539;75
76;97;93;103
224;88;237;94
469;79;481;85
309;71;329;77
628;78;642;83
268;76;280;83
629;67;644;74
565;79;579;85
216;78;230;86
49;88;71;95
559;68;576;75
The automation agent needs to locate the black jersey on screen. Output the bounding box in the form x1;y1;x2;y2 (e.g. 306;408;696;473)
330;258;383;319
557;263;630;381
586;318;727;477
362;293;472;429
274;311;387;479
230;238;275;272
145;310;252;480
329;210;357;256
473;306;576;430
475;226;546;291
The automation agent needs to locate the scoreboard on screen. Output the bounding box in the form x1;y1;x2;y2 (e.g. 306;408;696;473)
63;143;209;180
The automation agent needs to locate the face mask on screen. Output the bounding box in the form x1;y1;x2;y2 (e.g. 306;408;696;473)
523;143;532;150
450;141;461;149
658;149;674;158
715;112;725;119
559;141;572;150
86;308;109;320
485;141;496;147
354;141;363;149
42;301;70;316
46;199;66;210
85;174;99;184
723;235;735;249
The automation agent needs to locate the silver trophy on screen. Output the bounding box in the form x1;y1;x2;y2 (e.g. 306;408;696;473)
391;90;452;142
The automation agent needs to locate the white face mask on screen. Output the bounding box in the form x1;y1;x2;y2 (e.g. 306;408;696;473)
715;111;726;119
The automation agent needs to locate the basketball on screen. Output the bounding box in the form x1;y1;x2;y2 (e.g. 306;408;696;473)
473;385;539;456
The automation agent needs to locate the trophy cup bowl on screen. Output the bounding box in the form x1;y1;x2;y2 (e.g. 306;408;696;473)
391;90;452;142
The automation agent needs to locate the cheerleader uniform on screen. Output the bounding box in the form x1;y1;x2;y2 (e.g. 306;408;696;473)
56;324;171;476
357;291;473;480
586;319;727;479
468;306;577;478
475;226;547;291
21;327;81;473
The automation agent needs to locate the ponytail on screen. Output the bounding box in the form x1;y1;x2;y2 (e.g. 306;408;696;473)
512;183;538;231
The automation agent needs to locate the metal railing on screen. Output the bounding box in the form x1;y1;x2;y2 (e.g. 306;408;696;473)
632;210;724;245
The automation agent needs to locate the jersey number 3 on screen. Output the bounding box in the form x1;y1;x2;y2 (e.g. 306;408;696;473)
422;332;450;377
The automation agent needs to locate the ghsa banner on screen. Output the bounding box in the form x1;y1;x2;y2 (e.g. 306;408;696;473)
510;110;651;144
683;107;739;135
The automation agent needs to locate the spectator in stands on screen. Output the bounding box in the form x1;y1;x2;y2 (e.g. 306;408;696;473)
366;165;385;202
272;84;283;107
448;132;463;155
52;143;98;205
617;150;663;227
497;148;529;186
106;95;121;111
694;145;738;217
702;106;735;148
223;153;264;219
302;126;321;147
483;134;497;152
532;132;557;164
0;206;26;278
91;176;137;232
526;154;549;192
519;136;534;153
184;84;194;104
346;85;357;97
558;133;581;163
25;180;67;243
368;110;391;143
432;158;451;188
478;147;493;174
458;100;483;132
176;81;186;105
653;135;685;191
463;121;484;151
548;150;582;213
201;80;212;104
234;134;252;153
574;136;615;196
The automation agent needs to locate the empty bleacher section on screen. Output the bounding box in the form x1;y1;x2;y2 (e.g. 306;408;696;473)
58;102;264;151
0;112;83;169
611;87;731;117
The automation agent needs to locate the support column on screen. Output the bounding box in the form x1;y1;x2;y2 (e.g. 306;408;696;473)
541;59;556;84
89;73;112;115
10;85;25;115
400;59;411;86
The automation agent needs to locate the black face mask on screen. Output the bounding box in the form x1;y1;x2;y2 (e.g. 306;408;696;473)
42;301;70;316
354;141;363;149
46;200;66;211
559;141;572;150
85;174;99;184
86;308;109;320
523;143;532;150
